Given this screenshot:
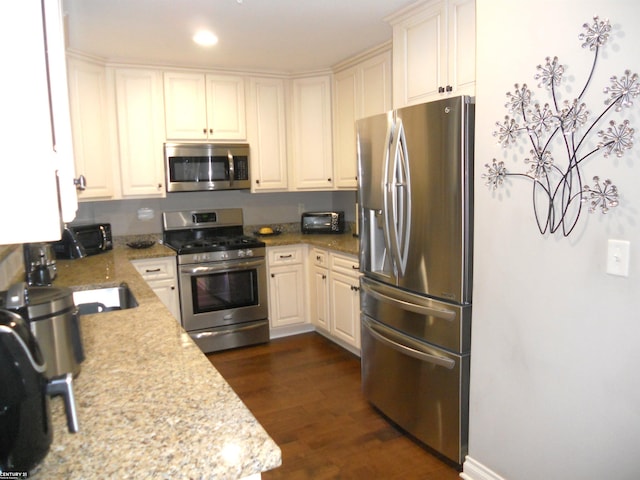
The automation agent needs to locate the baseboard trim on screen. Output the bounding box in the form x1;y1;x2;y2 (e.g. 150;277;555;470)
460;456;507;480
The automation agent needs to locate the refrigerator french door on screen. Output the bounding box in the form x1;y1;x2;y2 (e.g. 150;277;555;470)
357;96;474;465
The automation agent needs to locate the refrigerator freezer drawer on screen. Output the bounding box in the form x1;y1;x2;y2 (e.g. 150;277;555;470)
360;276;471;353
361;315;469;465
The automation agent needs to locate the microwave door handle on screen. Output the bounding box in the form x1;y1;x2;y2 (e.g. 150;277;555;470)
99;225;107;249
228;150;235;186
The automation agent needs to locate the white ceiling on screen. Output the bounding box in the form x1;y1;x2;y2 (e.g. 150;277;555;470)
62;0;415;73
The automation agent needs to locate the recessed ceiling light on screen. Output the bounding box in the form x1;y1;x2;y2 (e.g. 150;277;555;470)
193;30;218;47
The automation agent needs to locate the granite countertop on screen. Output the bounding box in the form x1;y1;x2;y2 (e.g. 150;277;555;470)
258;232;359;256
35;243;281;479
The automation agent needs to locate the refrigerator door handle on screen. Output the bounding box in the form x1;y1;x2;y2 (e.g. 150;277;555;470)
384;117;412;277
363;317;456;369
364;282;456;321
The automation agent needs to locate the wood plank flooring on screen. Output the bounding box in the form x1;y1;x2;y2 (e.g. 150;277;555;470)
207;332;461;480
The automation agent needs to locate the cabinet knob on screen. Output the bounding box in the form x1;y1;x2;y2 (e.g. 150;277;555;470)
438;86;445;93
74;175;87;191
322;274;326;280
446;85;453;92
171;286;175;290
157;183;162;190
256;179;260;184
327;178;332;182
202;128;207;134
271;273;275;278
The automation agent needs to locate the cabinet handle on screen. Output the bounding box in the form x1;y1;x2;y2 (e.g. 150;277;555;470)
350;285;360;292
446;85;453;92
352;265;359;270
438;86;445;93
316;255;321;261
278;254;293;259
145;268;161;273
322;274;326;280
74;175;87;191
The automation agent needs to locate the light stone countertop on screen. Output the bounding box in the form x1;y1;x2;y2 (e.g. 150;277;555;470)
34;243;281;479
257;232;359;256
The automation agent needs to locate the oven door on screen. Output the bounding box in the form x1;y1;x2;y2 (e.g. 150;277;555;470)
178;257;267;332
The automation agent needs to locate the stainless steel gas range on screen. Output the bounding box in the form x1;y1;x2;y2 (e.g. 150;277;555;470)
162;208;269;353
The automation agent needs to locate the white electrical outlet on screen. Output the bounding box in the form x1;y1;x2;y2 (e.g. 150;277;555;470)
606;239;630;277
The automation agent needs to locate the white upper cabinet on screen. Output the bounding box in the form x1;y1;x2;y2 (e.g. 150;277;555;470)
163;72;246;141
290;75;333;190
114;68;166;197
67;57;118;200
333;47;391;189
246;77;288;192
389;0;475;107
0;0;77;244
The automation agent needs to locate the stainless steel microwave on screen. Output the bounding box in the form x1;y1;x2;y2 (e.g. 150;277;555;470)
164;143;251;192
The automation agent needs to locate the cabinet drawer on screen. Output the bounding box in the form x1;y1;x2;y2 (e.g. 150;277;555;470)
330;252;360;276
268;246;303;265
131;256;177;280
310;248;328;267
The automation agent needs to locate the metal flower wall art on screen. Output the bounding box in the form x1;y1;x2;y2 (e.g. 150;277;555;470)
483;16;640;236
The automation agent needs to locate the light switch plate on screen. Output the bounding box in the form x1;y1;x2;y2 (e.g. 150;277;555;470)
606;239;630;277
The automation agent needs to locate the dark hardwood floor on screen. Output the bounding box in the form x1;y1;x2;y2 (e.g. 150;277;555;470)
207;332;461;480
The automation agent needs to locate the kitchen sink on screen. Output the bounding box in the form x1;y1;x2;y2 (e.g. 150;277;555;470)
72;284;139;315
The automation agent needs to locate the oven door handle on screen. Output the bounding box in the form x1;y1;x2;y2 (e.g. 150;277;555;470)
180;259;265;275
192;322;265;339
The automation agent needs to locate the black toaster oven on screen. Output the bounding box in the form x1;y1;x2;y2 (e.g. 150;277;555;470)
301;211;345;234
53;223;113;258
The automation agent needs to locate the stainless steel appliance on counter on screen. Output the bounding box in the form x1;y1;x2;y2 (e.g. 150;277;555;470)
301;211;345;234
357;95;474;465
163;208;268;353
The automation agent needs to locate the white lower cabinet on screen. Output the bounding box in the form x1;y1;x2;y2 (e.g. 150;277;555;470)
309;248;361;355
266;245;311;337
131;256;181;322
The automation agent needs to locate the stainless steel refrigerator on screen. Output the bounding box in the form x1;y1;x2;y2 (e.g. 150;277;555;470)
357;95;474;465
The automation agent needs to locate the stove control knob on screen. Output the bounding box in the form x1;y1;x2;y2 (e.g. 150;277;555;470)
246;249;254;257
237;249;246;257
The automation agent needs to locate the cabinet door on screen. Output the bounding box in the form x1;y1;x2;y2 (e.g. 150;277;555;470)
309;265;330;332
247;77;288;191
115;68;165;197
0;0;65;243
269;264;307;328
44;0;77;224
333;67;358;189
67;57;117;199
330;271;361;349
447;0;476;96
392;1;446;107
205;75;246;140
163;72;208;140
291;76;333;190
359;50;392;119
147;278;181;322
